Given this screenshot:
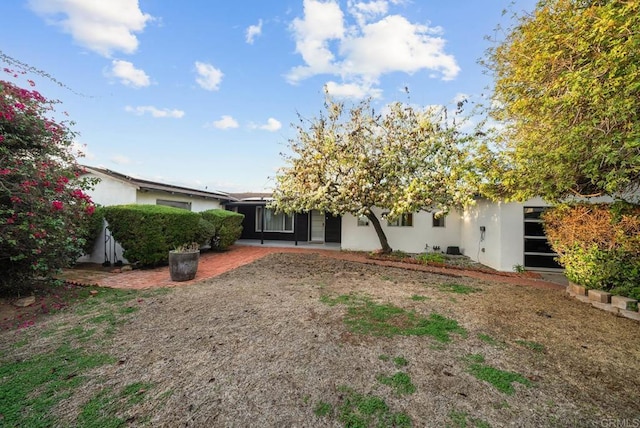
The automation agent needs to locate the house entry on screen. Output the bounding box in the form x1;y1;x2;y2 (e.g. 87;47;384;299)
310;210;325;242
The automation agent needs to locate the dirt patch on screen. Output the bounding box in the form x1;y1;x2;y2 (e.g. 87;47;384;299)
1;252;639;427
0;282;93;331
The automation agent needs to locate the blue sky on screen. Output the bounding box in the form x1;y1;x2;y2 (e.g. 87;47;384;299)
1;0;535;193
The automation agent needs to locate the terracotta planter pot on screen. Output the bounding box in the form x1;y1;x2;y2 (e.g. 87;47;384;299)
169;250;199;281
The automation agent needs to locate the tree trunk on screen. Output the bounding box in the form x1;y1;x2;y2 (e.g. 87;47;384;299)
366;210;392;254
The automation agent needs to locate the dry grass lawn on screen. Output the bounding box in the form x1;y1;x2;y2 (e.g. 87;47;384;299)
1;252;639;427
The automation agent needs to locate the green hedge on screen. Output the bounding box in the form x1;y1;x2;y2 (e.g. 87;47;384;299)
558;244;640;299
102;205;213;266
199;209;244;250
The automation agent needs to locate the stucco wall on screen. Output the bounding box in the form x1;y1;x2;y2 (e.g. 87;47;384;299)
77;219;128;265
341;208;463;254
86;172;137;206
136;191;222;212
461;197;555;271
460;199;503;270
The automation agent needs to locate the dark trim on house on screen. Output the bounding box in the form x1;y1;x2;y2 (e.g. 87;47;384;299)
226;200;341;244
230;202;309;243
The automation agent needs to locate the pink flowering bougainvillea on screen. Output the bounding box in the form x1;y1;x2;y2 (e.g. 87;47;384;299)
0;70;97;293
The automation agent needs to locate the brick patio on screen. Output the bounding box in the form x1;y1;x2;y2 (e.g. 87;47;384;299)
61;244;566;291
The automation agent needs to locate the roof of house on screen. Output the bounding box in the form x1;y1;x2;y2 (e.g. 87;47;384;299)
224;192;273;206
82;166;236;202
228;192;273;201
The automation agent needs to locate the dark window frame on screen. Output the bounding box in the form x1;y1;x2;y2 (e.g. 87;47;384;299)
432;213;446;228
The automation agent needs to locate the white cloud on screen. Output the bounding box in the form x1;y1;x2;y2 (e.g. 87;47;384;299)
124;105;185;118
109;60;150;87
347;0;388;26
325;81;382;99
195;61;223;91
287;0;459;98
340;15;458;80
245;19;263;44
288;0;345;82
259;118;282;132
210;115;239;130
110;154;131;165
28;0;153;57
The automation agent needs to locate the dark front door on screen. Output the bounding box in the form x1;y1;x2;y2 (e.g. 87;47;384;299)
324;214;342;243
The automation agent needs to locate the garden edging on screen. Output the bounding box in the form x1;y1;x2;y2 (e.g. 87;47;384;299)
566;282;640;322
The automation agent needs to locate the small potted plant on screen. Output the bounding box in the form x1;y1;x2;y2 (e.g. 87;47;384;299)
169;242;200;281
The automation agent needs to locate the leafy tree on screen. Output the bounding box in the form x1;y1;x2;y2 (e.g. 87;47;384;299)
481;0;640;203
0;72;96;293
273;94;479;253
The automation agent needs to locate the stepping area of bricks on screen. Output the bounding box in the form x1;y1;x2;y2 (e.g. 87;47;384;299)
61;244;566;291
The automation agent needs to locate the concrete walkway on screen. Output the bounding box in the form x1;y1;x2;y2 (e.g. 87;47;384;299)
61;244;566;291
236;239;341;250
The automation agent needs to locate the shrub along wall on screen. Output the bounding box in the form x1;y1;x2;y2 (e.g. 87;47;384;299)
543;202;640;300
199;209;244;250
102;205;213;266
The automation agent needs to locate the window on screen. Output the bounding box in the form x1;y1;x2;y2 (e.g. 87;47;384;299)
255;207;294;232
523;206;561;269
157;199;191;210
387;213;413;227
357;215;370;226
432;213;446;228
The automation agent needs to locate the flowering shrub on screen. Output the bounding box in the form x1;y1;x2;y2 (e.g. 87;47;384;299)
0;71;96;293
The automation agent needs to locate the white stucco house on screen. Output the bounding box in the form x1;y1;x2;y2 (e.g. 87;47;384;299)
340;198;560;272
79;166;234;265
78;166;606;272
82;166;232;211
341;194;622;272
228;192;564;272
341;208;463;255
